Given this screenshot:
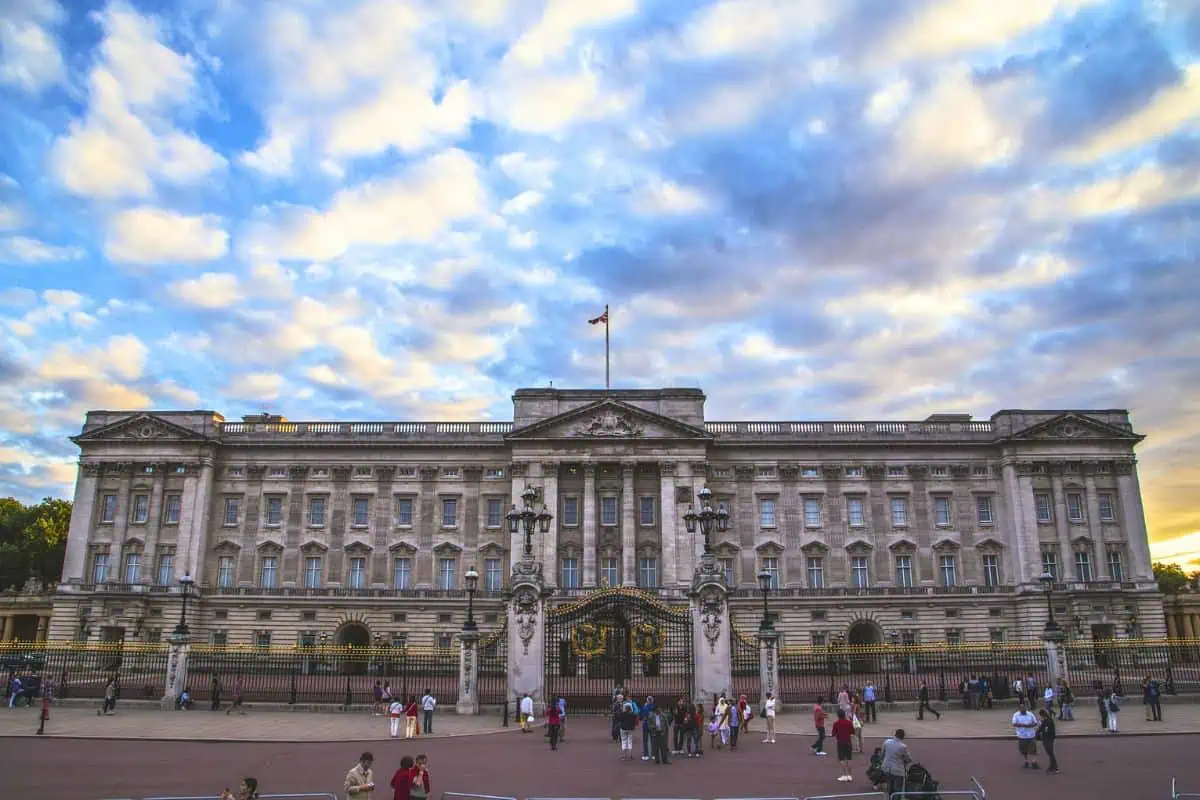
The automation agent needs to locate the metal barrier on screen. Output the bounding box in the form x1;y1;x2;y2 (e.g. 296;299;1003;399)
1174;777;1200;799
442;795;518;800
141;794;337;800
802;793;885;800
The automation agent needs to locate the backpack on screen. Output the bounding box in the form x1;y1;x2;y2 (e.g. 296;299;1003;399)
1108;697;1120;712
651;711;664;733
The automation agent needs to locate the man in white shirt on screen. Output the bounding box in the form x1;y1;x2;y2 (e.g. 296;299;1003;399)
1012;701;1040;769
762;691;777;743
420;689;437;734
519;693;534;732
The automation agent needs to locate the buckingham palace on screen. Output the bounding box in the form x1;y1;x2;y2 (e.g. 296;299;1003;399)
47;387;1165;655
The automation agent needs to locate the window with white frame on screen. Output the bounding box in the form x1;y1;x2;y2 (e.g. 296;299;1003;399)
933;496;951;526
719;557;735;586
939;554;957;586
1107;549;1124;582
845;466;864;478
484;558;502;592
260;555;277;588
156;553;173;585
223;497;240;526
931;466;949;478
758;467;776;479
801;466;819;478
486;467;505;479
890;496;908;526
600;496;618;526
100;494;117;523
976;495;994;525
395;497;413;526
393;557;412;590
847;497;865;527
354;466;373;478
1074;550;1092;582
887;466;905;478
807;556;825;588
438;557;457;589
268;467;287;478
1041;548;1059;580
1066;492;1084;522
441;498;458;527
561;558;580;588
759;497;777;527
304;556;322;588
217;556;235;588
348;556;366;588
486;498;503;528
308;497;326;527
762;556;780;589
255;631;271;648
352;497;370;527
600;557;619;587
973;465;989;477
164;494;181;524
1035;492;1053;523
639;496;655;525
894;555;913;587
123;552;141;583
259;496;280;526
442;467;459;478
803;497;821;527
132;494;149;524
92;552;109;583
811;632;827;647
1098;492;1116;521
945;629;963;645
982;553;1000;586
562;496;579;526
638;557;659;588
851;555;870;588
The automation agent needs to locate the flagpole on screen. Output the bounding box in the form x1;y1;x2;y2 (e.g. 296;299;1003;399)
604;304;610;390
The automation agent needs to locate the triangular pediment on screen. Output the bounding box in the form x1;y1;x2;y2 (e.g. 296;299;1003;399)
506;399;710;440
73;413;212;444
1008;412;1142;442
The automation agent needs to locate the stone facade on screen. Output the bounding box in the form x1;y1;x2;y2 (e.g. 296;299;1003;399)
49;388;1165;649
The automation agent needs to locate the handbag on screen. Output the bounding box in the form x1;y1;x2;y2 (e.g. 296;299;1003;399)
759;707;767;718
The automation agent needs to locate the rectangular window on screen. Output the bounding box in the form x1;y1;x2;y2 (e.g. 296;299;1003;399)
156;554;173;585
212;632;228;647
639;496;655;526
934;496;951;526
131;494;149;524
990;629;1006;643
561;558;580;589
804;497;821;528
123;553;141;584
1098;492;1116;521
268;467;287;478
801;466;819;478
352;498;369;527
442;498;458;527
486;467;504;479
887;466;905;478
851;556;870;588
100;494;117;523
807;557;824;589
757;467;776;479
562;496;579;526
1066;492;1084;522
304;556;322;588
847;497;865;527
811;632;827;647
164;494;181;524
759;498;777;527
638;557;659;588
260;556;278;589
265;497;283;526
976;495;994;525
601;497;618;526
719;557;734;586
393;557;411;590
931;466;949;478
395;498;413;526
890;496;908;526
845;466;863;478
308;497;326;527
486;498;503;528
92;553;109;583
223;497;240;525
1041;549;1059;580
939;554;957;586
600;557;619;587
973;465;989;477
946;629;962;645
348;557;366;589
438;558;457;589
1107;550;1124;582
1074;551;1092;582
982;554;1000;587
895;555;913;588
1035;493;1053;523
217;556;235;588
256;631;271;648
762;557;780;589
484;558;502;592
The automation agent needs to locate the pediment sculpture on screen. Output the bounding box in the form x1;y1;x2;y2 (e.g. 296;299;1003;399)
573;410;644;438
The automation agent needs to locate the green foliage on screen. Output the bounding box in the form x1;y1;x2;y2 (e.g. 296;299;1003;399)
0;497;71;591
1153;561;1190;595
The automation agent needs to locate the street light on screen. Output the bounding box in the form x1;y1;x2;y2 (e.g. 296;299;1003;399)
682;487;729;555
885;629;900;704
173;573;194;636
507;486;553;558
464;564;480;632
756;568;774;632
1039;571;1059;633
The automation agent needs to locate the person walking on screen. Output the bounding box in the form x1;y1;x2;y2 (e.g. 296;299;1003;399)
519;693;534;733
1058;679;1074;721
837;684;852;718
404;695;420;739
1037;709;1059;774
1012;700;1040;769
863;681;877;723
980;675;993;709
420;689;436;735
556;695;567;741
343;752;376;799
211;675;222;712
546;699;562;751
9;675;23;709
382;681;393;709
917;681;939;720
811;695;828;756
618;701;638;760
762;692;777;743
880;729;911;798
101;677;117;715
1042;684;1055;716
1095;682;1109;730
226;677;245;716
715;696;731;750
649;705;670;764
851;694;865;753
690;702;705;757
728;692;741;750
388;696;404;738
611;693;624;742
832;708;855;782
1107;689;1121;733
672;699;688;754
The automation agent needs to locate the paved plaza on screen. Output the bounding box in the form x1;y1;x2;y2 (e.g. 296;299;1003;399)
1;707;1200;799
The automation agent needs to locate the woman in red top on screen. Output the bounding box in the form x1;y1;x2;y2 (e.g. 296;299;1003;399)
390;755;414;800
404;695;419;739
738;694;751;734
546;696;562;751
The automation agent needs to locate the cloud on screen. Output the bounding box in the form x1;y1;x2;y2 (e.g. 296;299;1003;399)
154;379;201;406
630;178;708;215
501;190;545;216
38;334;148;382
224;372;283;401
168;272;240;308
506;0;637;67
0;236;84;263
0;0;66;93
676;0;837;59
496;152;556;189
0;204;21;231
105;208;229;264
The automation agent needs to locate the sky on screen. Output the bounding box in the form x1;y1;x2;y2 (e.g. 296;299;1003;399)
0;0;1197;565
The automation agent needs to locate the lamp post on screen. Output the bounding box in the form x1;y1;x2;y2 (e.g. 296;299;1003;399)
1039;571;1059;633
885;629;899;703
464;564;479;632
173;574;194;637
756;568;774;632
683;487;730;557
506;486;553;559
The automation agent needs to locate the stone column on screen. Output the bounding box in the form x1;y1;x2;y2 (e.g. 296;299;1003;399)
35;616;49;642
1183;615;1196;639
621;462;636;587
659;463;679;587
758;628;780;711
1049;468;1074;579
0;615;11;642
582;465;597;587
457;630;481;715
62;463;100;583
181;460;215;581
541;462;559;586
161;632;190;709
111;465;133;558
1000;461;1039;584
507;561;549;713
1044;629;1067;686
1116;462;1153;581
1166;614;1178;639
691;556;732;703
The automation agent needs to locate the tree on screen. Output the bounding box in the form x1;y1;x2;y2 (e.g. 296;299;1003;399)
1153;562;1190;595
0;497;71;591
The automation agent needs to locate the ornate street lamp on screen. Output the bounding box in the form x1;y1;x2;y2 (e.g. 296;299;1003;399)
507;486;553;558
885;629;900;703
682;487;729;555
1125;611;1138;638
1039;572;1059;633
464;564;480;632
757;568;774;632
173;573;194;636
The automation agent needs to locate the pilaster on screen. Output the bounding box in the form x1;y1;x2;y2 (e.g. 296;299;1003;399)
582;465;597;587
621;462;636;587
457;630;481;715
181;460;215;581
659;462;679;587
541;462;559;586
62;463;100;582
691;554;731;702
759;628;780;711
1116;462;1152;582
162;633;190;709
506;558;550;711
1049;468;1075;580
